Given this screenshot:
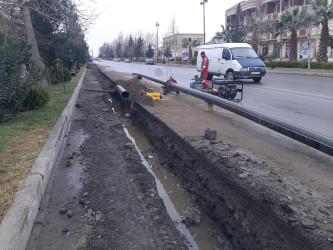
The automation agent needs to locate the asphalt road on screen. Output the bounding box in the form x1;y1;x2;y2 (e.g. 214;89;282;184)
96;60;333;138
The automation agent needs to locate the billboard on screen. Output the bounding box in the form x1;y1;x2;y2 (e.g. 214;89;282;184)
285;42;290;59
182;50;189;63
300;41;309;59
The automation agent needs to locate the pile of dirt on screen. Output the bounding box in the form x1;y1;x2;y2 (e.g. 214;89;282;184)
27;64;188;249
110;72;332;249
94;64;333;249
30;63;332;249
91;65;155;107
131;103;332;249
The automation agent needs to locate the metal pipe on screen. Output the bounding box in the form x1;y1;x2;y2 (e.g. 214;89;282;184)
132;73;333;157
83;85;129;100
115;85;129;99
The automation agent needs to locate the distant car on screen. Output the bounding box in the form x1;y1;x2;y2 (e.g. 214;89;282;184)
169;57;175;61
125;59;131;63
145;59;154;65
115;58;121;62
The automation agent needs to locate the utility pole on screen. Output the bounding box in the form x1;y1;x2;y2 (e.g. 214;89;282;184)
156;22;159;61
200;0;208;44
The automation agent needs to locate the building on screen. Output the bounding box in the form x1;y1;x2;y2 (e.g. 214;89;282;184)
225;0;333;61
162;33;204;59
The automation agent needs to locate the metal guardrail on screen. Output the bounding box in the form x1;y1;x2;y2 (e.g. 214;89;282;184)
132;73;333;157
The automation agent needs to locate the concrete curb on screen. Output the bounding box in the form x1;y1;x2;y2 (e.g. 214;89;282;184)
0;69;86;250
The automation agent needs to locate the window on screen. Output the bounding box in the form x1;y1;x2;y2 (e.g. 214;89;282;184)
222;49;231;60
230;48;258;58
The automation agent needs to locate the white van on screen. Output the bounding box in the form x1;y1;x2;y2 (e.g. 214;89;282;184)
197;43;266;83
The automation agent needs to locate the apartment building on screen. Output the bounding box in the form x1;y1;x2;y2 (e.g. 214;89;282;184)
162;33;204;58
226;0;333;61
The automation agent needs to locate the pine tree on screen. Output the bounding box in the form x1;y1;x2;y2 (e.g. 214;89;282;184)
145;43;154;58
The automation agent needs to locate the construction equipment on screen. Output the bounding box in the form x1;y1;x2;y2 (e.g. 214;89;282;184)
140;90;161;100
162;76;180;95
189;75;206;90
211;78;244;101
189;76;244;101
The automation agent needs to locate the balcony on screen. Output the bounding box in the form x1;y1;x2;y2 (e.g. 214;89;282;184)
264;13;279;21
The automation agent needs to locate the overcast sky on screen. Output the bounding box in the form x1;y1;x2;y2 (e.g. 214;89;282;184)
80;0;238;56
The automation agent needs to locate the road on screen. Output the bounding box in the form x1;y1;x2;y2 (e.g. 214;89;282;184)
97;60;333;138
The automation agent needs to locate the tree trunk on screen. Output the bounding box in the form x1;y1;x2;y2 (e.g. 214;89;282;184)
21;4;44;69
290;29;298;61
316;21;329;63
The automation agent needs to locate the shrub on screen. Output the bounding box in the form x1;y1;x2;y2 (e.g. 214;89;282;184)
0;31;33;122
176;57;182;65
190;57;197;66
50;66;71;85
24;85;50;109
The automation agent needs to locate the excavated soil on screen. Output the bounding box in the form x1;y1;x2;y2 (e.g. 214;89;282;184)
28;63;333;250
96;64;333;250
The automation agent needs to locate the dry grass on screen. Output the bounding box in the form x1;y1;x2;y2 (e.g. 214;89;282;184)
0;127;50;219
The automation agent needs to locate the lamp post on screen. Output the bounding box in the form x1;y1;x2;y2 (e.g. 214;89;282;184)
156;22;159;62
200;0;208;44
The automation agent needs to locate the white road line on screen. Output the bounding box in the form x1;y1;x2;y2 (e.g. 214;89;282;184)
246;85;333;103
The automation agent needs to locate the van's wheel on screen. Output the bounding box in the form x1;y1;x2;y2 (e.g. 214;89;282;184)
207;74;213;80
226;71;235;80
253;77;262;83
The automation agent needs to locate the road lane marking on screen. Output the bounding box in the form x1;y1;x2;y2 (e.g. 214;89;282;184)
246;85;333;103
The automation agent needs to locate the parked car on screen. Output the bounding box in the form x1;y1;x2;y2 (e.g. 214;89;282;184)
145;59;154;65
125;59;131;63
169;57;175;61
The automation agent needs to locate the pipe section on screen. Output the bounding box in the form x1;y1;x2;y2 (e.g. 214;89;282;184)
115;85;129;99
132;73;333;157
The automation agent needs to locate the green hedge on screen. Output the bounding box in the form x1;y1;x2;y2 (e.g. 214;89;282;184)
264;61;333;69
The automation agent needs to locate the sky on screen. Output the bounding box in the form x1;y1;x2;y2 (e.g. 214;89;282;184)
79;0;238;57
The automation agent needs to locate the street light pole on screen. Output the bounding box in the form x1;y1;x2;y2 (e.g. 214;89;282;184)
156;22;159;62
200;0;208;44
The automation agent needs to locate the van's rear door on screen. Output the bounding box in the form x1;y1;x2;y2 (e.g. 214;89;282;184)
218;48;230;75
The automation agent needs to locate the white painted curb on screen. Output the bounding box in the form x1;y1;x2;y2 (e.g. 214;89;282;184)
0;69;86;250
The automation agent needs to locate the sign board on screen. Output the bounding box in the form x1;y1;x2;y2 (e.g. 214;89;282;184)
182;50;189;63
300;41;309;59
285;42;290;59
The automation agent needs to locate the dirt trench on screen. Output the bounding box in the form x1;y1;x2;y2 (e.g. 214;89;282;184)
93;63;333;250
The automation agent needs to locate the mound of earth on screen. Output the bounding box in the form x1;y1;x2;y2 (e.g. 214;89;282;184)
96;64;333;249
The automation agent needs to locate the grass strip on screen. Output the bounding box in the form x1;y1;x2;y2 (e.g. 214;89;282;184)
0;68;85;221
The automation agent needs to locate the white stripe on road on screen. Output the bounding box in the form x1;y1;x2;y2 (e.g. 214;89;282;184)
246;85;333;103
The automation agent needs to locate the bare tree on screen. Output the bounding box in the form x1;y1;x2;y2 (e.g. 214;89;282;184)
168;15;178;36
144;32;155;51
